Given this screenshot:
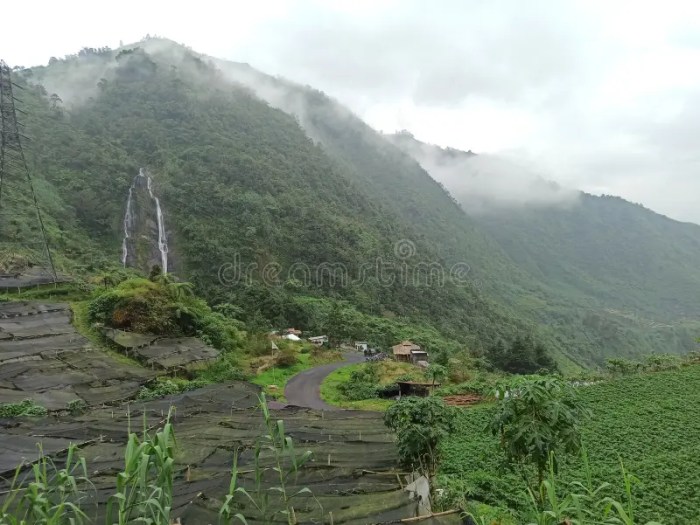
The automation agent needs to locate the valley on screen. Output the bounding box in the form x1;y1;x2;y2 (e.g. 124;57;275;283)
0;37;699;524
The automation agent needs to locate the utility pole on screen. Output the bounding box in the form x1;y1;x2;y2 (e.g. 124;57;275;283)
0;60;57;281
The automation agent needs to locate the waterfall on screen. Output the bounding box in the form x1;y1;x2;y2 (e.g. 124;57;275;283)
144;169;169;274
120;179;136;266
120;168;169;273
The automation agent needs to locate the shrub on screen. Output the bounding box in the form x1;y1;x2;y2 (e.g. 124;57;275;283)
87;277;245;351
198;354;247;383
376;383;400;398
275;347;299;368
137;380;182;401
644;353;681;371
384;396;455;476
338;364;380;401
0;399;48;418
248;333;274;357
67;399;88;416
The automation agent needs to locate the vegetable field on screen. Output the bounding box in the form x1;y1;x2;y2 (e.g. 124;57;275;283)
439;365;700;524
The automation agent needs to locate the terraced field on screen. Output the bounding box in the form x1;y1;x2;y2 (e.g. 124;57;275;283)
439;365;700;524
0;301;153;410
0;300;458;524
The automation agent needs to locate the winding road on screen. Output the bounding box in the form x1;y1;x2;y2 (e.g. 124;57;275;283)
284;352;364;410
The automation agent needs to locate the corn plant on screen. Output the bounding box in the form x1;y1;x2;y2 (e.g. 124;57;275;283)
219;394;319;525
106;412;176;525
523;452;663;525
0;444;91;525
218;450;248;525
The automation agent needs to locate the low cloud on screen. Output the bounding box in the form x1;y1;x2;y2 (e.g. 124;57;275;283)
389;133;579;214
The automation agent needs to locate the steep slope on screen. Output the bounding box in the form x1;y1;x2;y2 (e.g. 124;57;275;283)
10;38;696;366
7;41;536;362
389;133;700;360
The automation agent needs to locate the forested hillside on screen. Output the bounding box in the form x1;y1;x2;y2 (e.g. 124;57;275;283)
389;133;700;362
4;38;697;367
4;41;531;363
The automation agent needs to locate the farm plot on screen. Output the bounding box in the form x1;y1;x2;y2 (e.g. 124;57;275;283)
104;327;220;370
439;365;700;524
0;302;153;410
0;381;461;524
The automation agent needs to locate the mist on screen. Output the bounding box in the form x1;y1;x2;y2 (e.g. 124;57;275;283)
388;133;579;215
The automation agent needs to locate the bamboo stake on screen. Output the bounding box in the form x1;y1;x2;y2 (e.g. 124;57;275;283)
400;509;460;523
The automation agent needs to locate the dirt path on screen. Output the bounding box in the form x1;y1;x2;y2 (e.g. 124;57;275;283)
284;352;364;410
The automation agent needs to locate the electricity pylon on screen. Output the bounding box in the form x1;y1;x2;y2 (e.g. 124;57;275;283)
0;59;57;281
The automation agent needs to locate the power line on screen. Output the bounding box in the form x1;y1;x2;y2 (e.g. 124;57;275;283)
0;60;57;280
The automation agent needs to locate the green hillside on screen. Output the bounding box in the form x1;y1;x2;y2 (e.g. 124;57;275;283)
3;38;697;367
389;134;700;364
3;41;534;362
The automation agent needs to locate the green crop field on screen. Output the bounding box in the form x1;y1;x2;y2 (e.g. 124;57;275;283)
439;365;700;524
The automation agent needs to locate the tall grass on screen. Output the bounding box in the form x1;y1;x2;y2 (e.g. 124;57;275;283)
522;451;663;525
0;444;91;525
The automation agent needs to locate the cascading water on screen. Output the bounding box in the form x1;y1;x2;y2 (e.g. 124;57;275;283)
144;169;169;274
120;179;136;266
120;168;169;273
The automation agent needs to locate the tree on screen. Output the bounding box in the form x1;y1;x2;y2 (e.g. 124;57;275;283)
487;335;558;375
49;93;62;107
325;302;350;347
424;363;447;390
490;376;590;497
384;396;455;477
49;93;63;116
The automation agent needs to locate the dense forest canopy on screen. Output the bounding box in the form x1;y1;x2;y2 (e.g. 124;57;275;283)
4;38;699;368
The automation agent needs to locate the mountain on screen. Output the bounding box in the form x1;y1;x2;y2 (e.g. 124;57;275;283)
3;40;529;360
2;38;697;367
388;132;700;362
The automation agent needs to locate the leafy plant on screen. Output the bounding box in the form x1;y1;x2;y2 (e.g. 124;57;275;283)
106;412;176;525
67;399;88;416
0;444;91;525
523;452;662;525
384;396;455;477
490;376;590;496
136;379;208;401
0;399;48;418
219;394;319;524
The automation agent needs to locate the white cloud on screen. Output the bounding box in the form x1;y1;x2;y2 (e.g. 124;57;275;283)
3;0;700;223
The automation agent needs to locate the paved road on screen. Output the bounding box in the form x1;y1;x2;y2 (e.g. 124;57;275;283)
284;352;365;410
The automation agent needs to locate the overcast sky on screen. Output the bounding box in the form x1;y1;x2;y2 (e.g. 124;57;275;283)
4;0;700;223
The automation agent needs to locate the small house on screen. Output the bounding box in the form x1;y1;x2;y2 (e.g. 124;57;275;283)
411;349;429;363
392;341;429;364
392;340;420;363
396;381;440;398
